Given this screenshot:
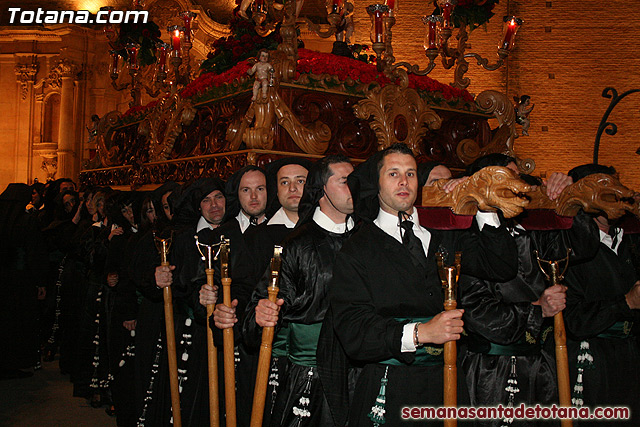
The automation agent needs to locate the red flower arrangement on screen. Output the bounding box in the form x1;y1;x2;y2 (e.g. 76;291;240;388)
122;49;475;119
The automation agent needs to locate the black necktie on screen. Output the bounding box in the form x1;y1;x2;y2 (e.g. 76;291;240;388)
249;216;258;226
609;228;619;249
400;217;428;269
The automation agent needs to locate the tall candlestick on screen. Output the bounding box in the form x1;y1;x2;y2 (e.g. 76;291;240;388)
126;43;140;71
181;11;197;43
439;0;456;29
367;5;389;44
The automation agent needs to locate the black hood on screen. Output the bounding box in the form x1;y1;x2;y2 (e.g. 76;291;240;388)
296;161;328;227
417;161;442;187
222;165;267;223
347;151;384;223
151;181;181;224
172;177;225;228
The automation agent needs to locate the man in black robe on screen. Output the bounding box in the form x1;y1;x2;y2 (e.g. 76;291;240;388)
153;177;226;426
129;181;180;425
238;157;312;424
241;155;355;426
196;165;269;426
0;183;48;378
459;154;599;426
563;164;640;426
328;143;518;426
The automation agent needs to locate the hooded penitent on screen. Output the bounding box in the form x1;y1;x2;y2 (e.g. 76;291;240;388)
264;157;313;219
221;165;267;223
172;177;226;228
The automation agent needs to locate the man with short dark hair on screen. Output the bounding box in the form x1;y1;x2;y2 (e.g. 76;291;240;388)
328;144;517;426
246;155;355;426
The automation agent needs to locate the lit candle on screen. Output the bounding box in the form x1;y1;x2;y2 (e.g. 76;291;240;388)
168;25;183;56
366;4;389;44
500;16;522;50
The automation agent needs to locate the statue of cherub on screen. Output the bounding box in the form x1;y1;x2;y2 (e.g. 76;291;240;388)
86;114;100;143
248;49;275;101
514;95;534;136
336;1;354;44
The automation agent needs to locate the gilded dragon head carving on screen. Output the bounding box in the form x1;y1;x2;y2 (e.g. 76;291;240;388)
422;166;533;218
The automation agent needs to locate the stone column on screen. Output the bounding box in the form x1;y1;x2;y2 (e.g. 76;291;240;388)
14;59;38;183
52;59;79;180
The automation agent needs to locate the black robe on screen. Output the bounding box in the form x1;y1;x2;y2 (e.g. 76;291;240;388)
241;221;297;426
0;200;48;371
247;221;354;427
328;220;517;426
105;228;141;427
460;212;600;426
563;229;640;426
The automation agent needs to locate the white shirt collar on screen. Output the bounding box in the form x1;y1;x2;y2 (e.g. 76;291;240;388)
197;216;215;232
375;207;418;237
312;206;354;234
599;227;623;255
374;207;431;257
236;210;266;234
267;207;296;229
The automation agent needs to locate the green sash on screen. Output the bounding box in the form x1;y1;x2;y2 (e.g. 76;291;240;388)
272;325;289;358
380;317;444;367
597;321;633;339
288;322;322;367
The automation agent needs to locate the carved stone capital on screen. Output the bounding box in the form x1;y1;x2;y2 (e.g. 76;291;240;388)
41;157;58;181
15;61;38;100
47;58;79;88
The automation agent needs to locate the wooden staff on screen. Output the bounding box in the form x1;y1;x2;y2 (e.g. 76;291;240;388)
220;238;236;427
536;250;573;427
153;232;182;427
195;235;220;427
250;246;283;427
437;251;461;427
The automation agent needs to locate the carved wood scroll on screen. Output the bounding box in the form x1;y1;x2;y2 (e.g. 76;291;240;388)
353;84;442;155
421;168;639;220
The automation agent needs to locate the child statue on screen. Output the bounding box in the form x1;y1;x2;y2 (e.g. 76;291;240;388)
248;49;274;101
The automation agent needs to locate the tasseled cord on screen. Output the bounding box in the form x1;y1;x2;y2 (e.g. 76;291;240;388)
501;356;519;426
368;366;389;426
292;367;314;426
268;357;280;415
572;340;594;407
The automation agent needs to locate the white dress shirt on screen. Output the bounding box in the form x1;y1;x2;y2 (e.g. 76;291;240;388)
197;216;215;233
236;210;266;234
374;208;501;352
267;207;297;229
599;227;623;255
312;206;354;233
